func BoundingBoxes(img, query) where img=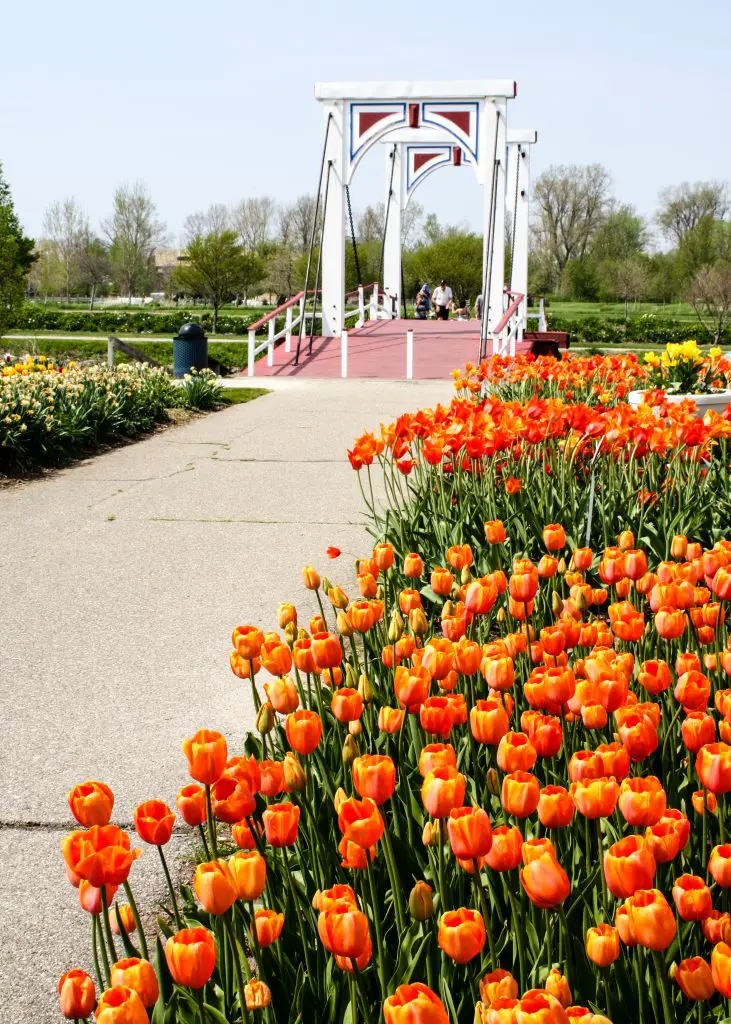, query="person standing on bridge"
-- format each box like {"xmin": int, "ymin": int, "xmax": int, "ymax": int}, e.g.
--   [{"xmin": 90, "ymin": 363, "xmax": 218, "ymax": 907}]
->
[
  {"xmin": 415, "ymin": 284, "xmax": 431, "ymax": 320},
  {"xmin": 432, "ymin": 280, "xmax": 453, "ymax": 320}
]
